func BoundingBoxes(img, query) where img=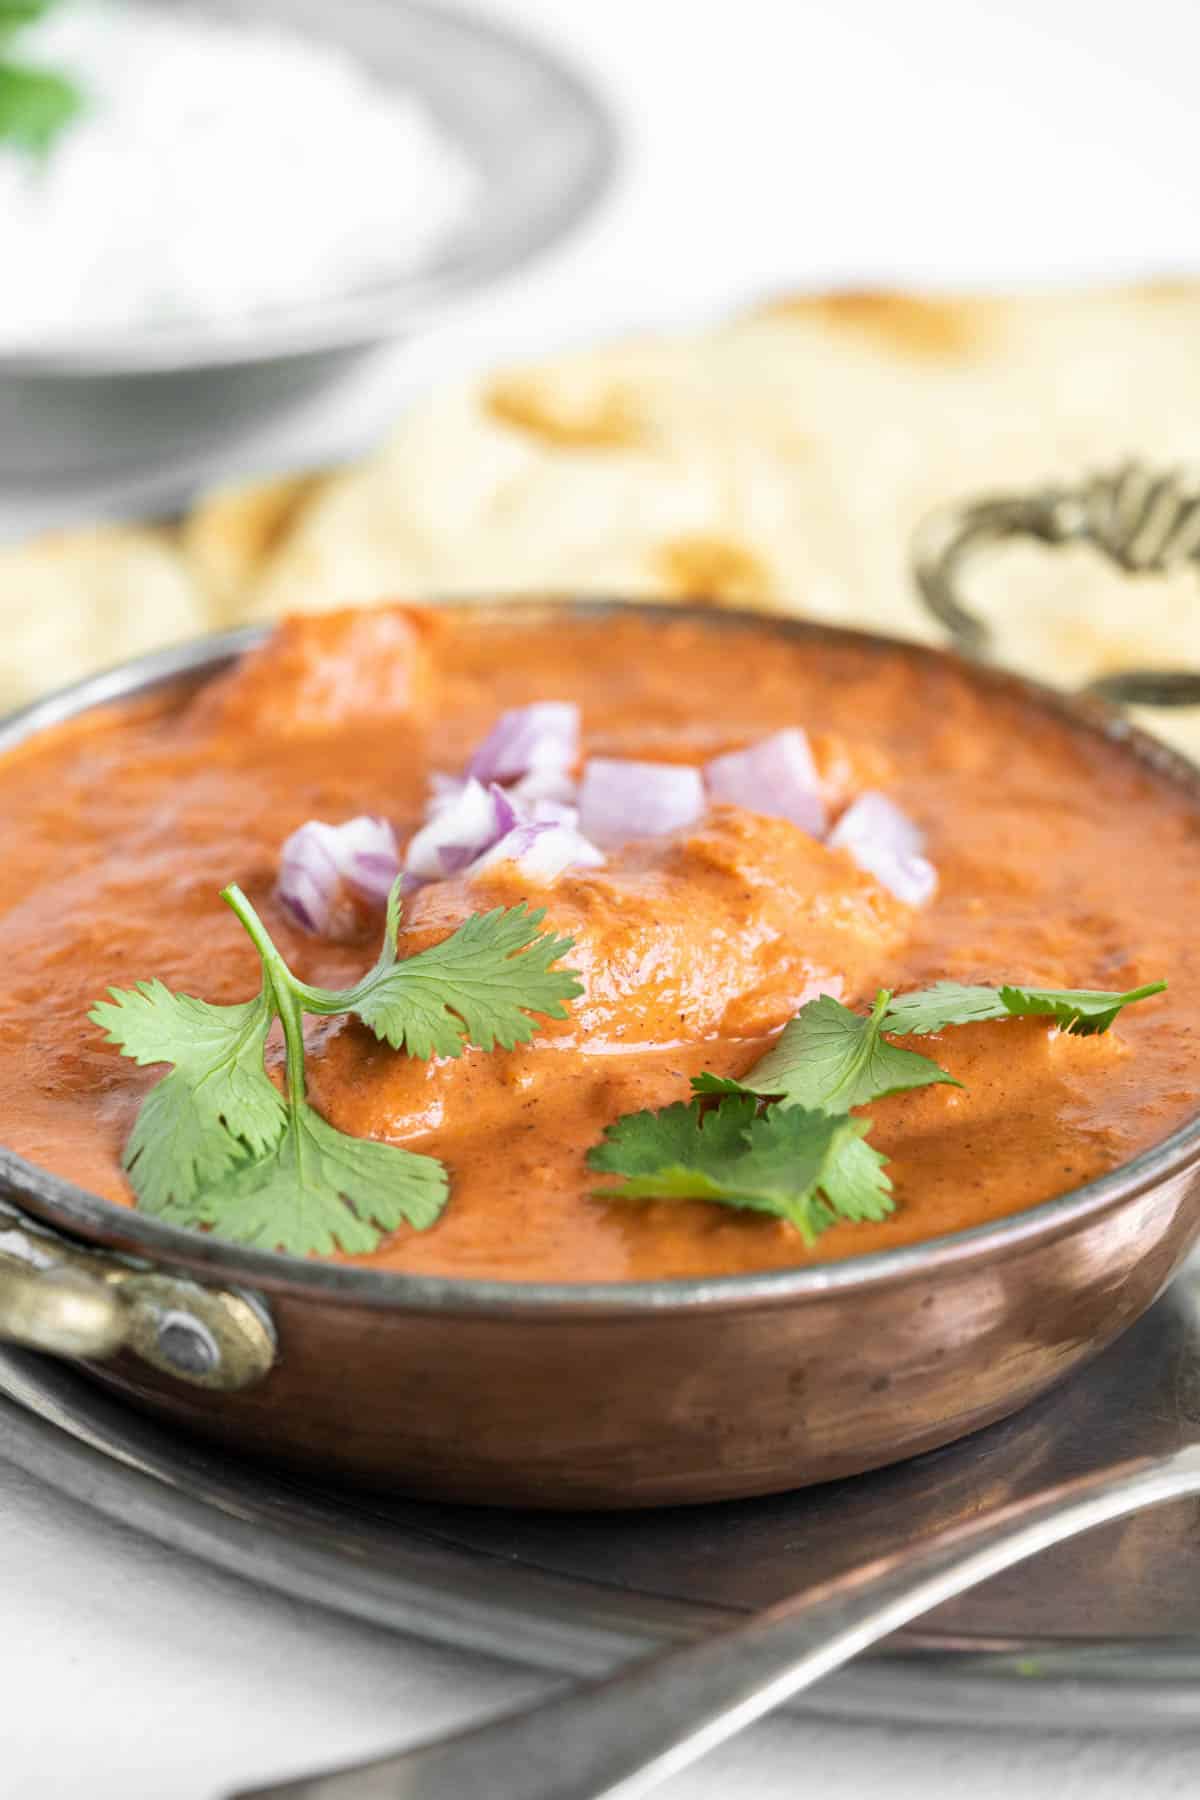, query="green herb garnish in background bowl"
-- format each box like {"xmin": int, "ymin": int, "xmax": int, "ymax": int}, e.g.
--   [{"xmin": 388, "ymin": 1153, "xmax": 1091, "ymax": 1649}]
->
[{"xmin": 0, "ymin": 0, "xmax": 83, "ymax": 154}]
